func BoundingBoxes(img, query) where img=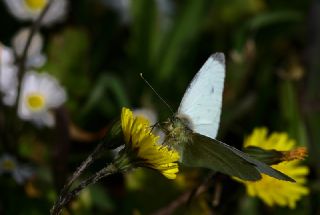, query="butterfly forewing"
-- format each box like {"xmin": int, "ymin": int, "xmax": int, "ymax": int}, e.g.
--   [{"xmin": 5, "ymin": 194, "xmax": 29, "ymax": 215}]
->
[{"xmin": 178, "ymin": 53, "xmax": 225, "ymax": 139}]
